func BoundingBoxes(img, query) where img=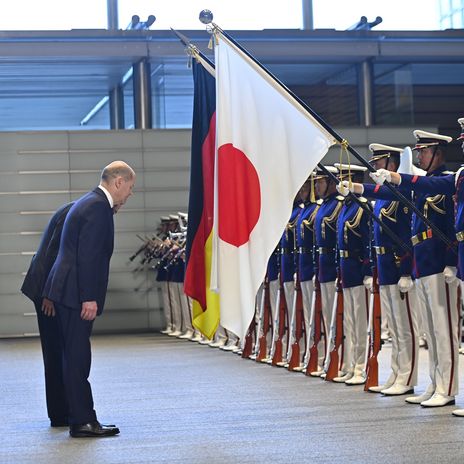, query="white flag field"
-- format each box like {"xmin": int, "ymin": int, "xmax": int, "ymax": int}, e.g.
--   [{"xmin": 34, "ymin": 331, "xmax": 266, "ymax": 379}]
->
[{"xmin": 212, "ymin": 31, "xmax": 335, "ymax": 340}]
